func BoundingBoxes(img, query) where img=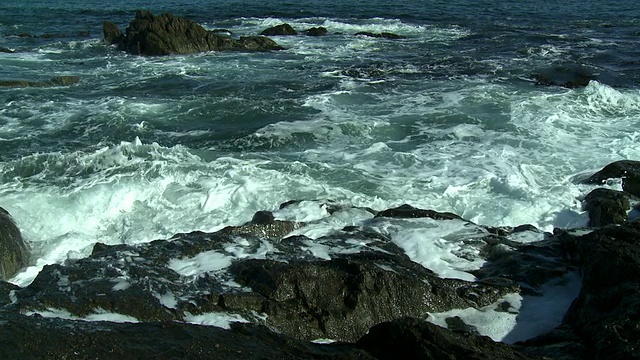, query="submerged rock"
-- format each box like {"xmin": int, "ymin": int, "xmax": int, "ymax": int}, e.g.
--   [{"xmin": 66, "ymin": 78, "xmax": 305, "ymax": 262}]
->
[
  {"xmin": 582, "ymin": 160, "xmax": 640, "ymax": 197},
  {"xmin": 106, "ymin": 10, "xmax": 284, "ymax": 56},
  {"xmin": 354, "ymin": 32, "xmax": 406, "ymax": 39},
  {"xmin": 532, "ymin": 64, "xmax": 595, "ymax": 88},
  {"xmin": 582, "ymin": 188, "xmax": 630, "ymax": 226},
  {"xmin": 0, "ymin": 47, "xmax": 15, "ymax": 53},
  {"xmin": 0, "ymin": 207, "xmax": 29, "ymax": 281},
  {"xmin": 260, "ymin": 23, "xmax": 298, "ymax": 36},
  {"xmin": 0, "ymin": 76, "xmax": 80, "ymax": 88}
]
